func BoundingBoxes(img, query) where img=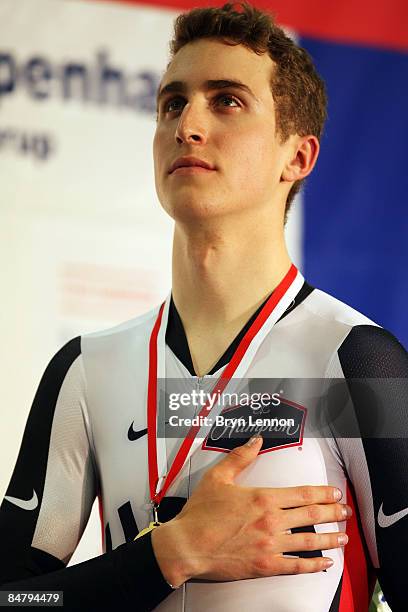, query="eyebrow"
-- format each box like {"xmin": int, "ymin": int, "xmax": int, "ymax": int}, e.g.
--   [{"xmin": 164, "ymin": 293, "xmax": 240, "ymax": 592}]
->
[{"xmin": 156, "ymin": 79, "xmax": 258, "ymax": 109}]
